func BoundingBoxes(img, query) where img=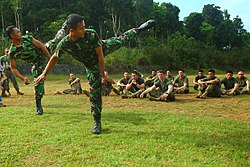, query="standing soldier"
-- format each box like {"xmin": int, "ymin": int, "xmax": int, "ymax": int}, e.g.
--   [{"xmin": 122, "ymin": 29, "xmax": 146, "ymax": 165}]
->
[
  {"xmin": 0, "ymin": 65, "xmax": 7, "ymax": 107},
  {"xmin": 5, "ymin": 25, "xmax": 51, "ymax": 115},
  {"xmin": 35, "ymin": 14, "xmax": 156, "ymax": 134},
  {"xmin": 0, "ymin": 48, "xmax": 24, "ymax": 97}
]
